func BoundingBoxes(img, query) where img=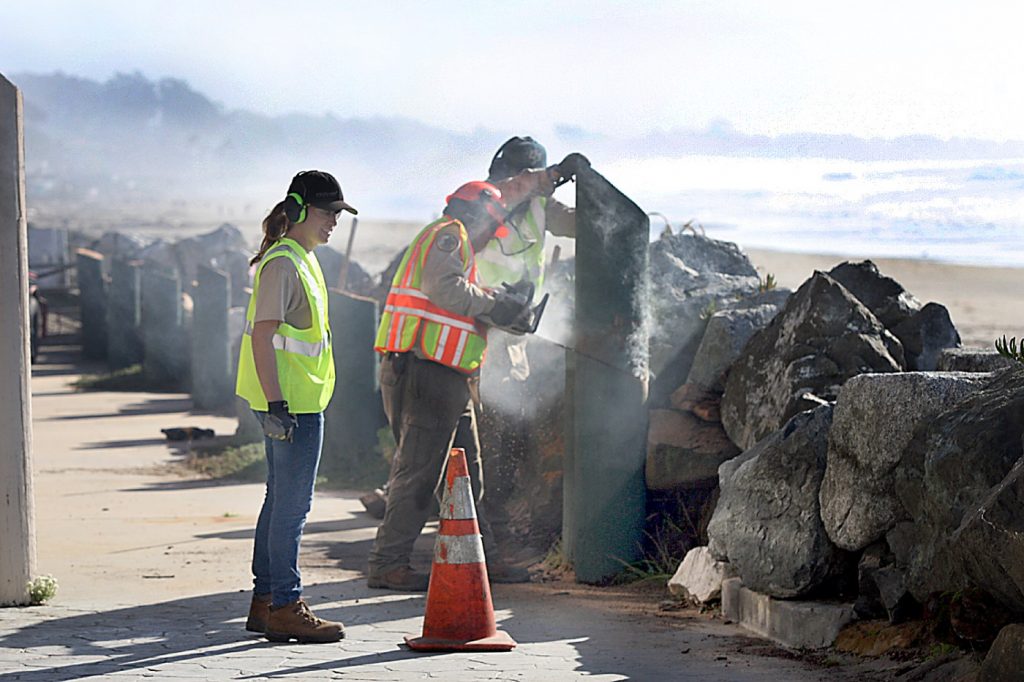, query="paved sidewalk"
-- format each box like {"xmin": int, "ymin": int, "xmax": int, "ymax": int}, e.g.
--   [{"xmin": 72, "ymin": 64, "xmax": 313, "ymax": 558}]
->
[{"xmin": 0, "ymin": 350, "xmax": 842, "ymax": 681}]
